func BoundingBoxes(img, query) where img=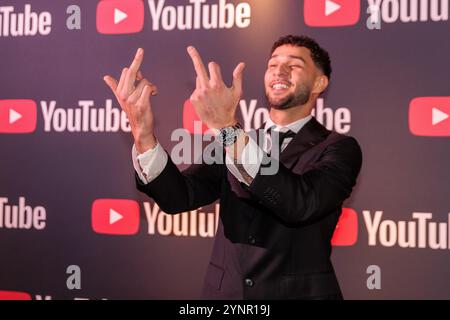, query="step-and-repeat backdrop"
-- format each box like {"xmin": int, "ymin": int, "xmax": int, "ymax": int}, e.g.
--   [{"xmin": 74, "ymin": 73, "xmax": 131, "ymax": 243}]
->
[{"xmin": 1, "ymin": 0, "xmax": 450, "ymax": 299}]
